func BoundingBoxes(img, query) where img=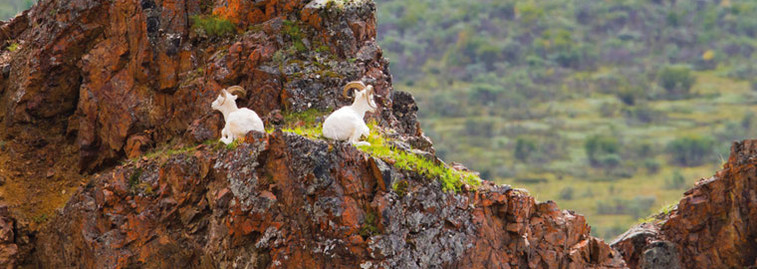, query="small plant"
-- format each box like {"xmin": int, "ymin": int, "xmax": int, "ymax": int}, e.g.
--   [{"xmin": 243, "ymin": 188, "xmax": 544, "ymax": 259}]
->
[
  {"xmin": 392, "ymin": 180, "xmax": 409, "ymax": 197},
  {"xmin": 225, "ymin": 139, "xmax": 241, "ymax": 150},
  {"xmin": 358, "ymin": 211, "xmax": 380, "ymax": 238},
  {"xmin": 283, "ymin": 20, "xmax": 307, "ymax": 52},
  {"xmin": 32, "ymin": 213, "xmax": 49, "ymax": 224},
  {"xmin": 315, "ymin": 45, "xmax": 331, "ymax": 53},
  {"xmin": 638, "ymin": 202, "xmax": 678, "ymax": 223},
  {"xmin": 7, "ymin": 42, "xmax": 19, "ymax": 52},
  {"xmin": 190, "ymin": 15, "xmax": 235, "ymax": 38},
  {"xmin": 128, "ymin": 168, "xmax": 143, "ymax": 191}
]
